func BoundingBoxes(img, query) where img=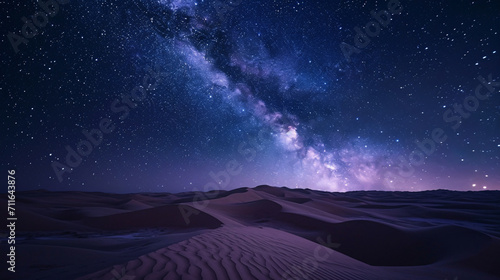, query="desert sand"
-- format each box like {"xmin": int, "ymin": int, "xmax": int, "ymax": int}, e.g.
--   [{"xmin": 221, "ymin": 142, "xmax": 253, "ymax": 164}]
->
[{"xmin": 1, "ymin": 186, "xmax": 499, "ymax": 280}]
